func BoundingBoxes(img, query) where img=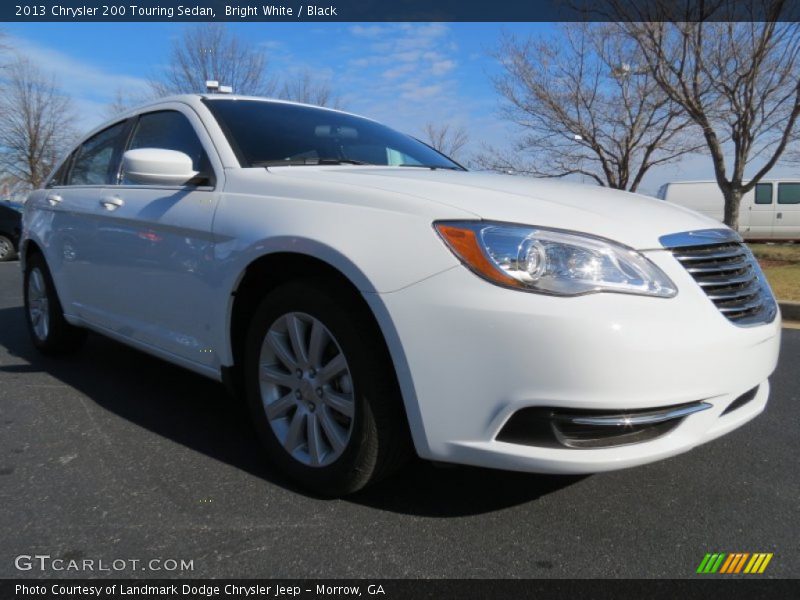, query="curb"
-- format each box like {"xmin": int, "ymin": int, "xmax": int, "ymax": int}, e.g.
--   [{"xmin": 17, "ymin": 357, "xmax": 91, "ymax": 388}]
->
[{"xmin": 779, "ymin": 301, "xmax": 800, "ymax": 322}]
